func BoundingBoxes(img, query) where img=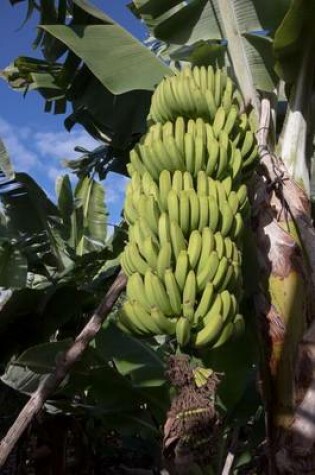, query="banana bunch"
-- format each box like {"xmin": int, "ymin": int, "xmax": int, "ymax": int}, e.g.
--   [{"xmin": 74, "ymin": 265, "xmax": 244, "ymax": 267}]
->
[{"xmin": 119, "ymin": 66, "xmax": 257, "ymax": 350}]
